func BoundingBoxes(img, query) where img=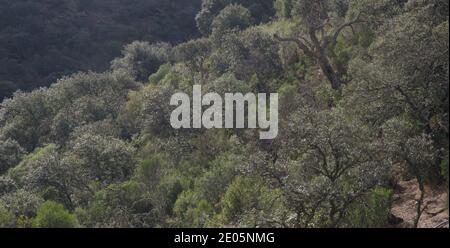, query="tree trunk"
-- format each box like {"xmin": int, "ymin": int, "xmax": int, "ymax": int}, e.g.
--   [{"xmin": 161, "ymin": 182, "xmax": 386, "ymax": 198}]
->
[
  {"xmin": 318, "ymin": 52, "xmax": 341, "ymax": 91},
  {"xmin": 414, "ymin": 179, "xmax": 426, "ymax": 228}
]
